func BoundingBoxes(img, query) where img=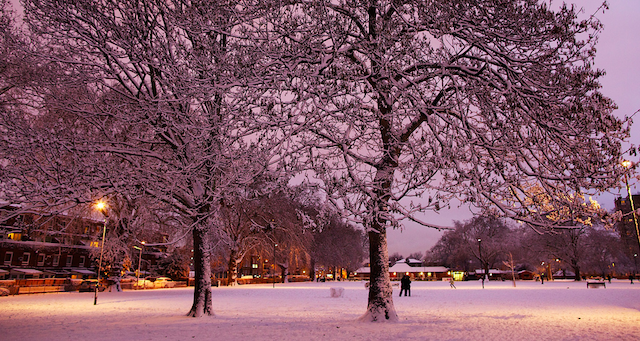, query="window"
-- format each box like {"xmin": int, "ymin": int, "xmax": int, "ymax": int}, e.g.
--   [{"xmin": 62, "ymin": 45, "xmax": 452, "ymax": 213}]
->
[
  {"xmin": 52, "ymin": 254, "xmax": 59, "ymax": 266},
  {"xmin": 79, "ymin": 256, "xmax": 86, "ymax": 267},
  {"xmin": 37, "ymin": 254, "xmax": 45, "ymax": 266},
  {"xmin": 8, "ymin": 232, "xmax": 22, "ymax": 241},
  {"xmin": 22, "ymin": 252, "xmax": 31, "ymax": 266},
  {"xmin": 3, "ymin": 252, "xmax": 13, "ymax": 266},
  {"xmin": 65, "ymin": 255, "xmax": 73, "ymax": 267}
]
